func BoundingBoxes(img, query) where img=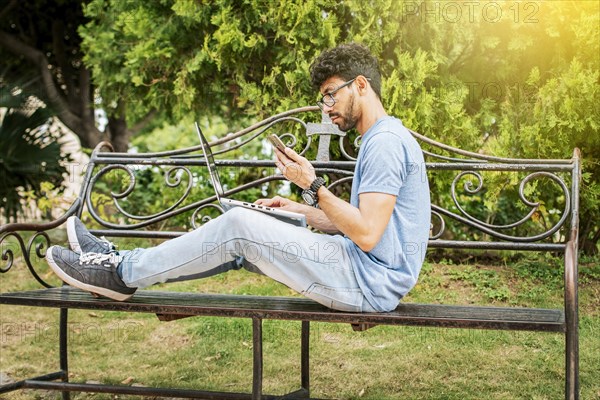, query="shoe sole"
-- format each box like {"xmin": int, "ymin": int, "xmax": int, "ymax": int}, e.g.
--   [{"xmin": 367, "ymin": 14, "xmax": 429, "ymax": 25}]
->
[
  {"xmin": 46, "ymin": 246, "xmax": 133, "ymax": 302},
  {"xmin": 66, "ymin": 216, "xmax": 82, "ymax": 253}
]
